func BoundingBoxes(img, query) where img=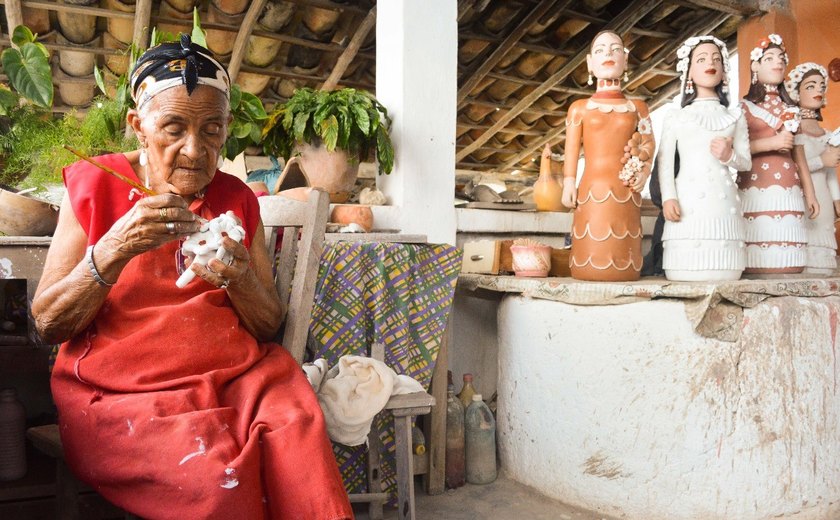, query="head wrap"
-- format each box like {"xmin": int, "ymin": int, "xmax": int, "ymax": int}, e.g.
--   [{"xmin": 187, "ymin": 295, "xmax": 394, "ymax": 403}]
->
[
  {"xmin": 130, "ymin": 34, "xmax": 230, "ymax": 110},
  {"xmin": 675, "ymin": 35, "xmax": 730, "ymax": 94},
  {"xmin": 785, "ymin": 62, "xmax": 828, "ymax": 104},
  {"xmin": 749, "ymin": 33, "xmax": 788, "ymax": 64}
]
